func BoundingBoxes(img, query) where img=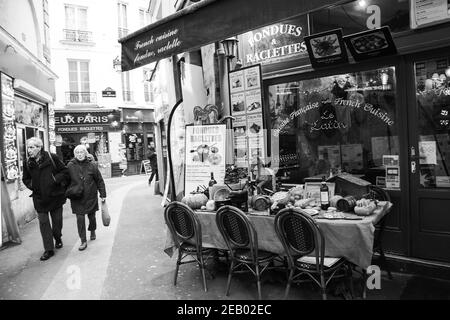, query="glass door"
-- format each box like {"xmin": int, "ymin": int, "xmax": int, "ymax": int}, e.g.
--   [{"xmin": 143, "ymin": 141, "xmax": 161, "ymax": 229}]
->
[{"xmin": 408, "ymin": 52, "xmax": 450, "ymax": 262}]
